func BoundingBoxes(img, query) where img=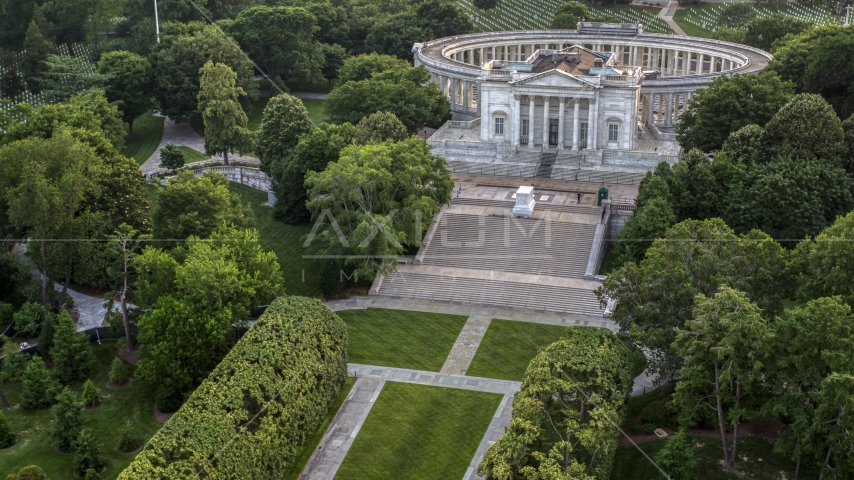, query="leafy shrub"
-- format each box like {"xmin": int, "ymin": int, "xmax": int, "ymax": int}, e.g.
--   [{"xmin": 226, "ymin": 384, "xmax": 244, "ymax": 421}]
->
[
  {"xmin": 119, "ymin": 296, "xmax": 348, "ymax": 479},
  {"xmin": 118, "ymin": 419, "xmax": 141, "ymax": 452},
  {"xmin": 0, "ymin": 302, "xmax": 13, "ymax": 327},
  {"xmin": 85, "ymin": 469, "xmax": 103, "ymax": 480},
  {"xmin": 0, "ymin": 411, "xmax": 15, "ymax": 448},
  {"xmin": 159, "ymin": 142, "xmax": 185, "ymax": 170},
  {"xmin": 21, "ymin": 356, "xmax": 59, "ymax": 410},
  {"xmin": 6, "ymin": 465, "xmax": 49, "ymax": 480},
  {"xmin": 81, "ymin": 379, "xmax": 100, "ymax": 407},
  {"xmin": 13, "ymin": 302, "xmax": 52, "ymax": 338},
  {"xmin": 74, "ymin": 428, "xmax": 106, "ymax": 476},
  {"xmin": 109, "ymin": 357, "xmax": 131, "ymax": 384}
]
